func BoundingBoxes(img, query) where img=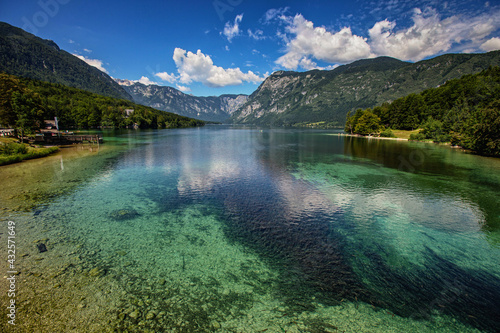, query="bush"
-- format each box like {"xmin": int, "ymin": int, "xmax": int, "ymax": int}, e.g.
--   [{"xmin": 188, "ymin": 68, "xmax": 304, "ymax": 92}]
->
[
  {"xmin": 0, "ymin": 142, "xmax": 28, "ymax": 155},
  {"xmin": 421, "ymin": 117, "xmax": 450, "ymax": 143},
  {"xmin": 409, "ymin": 132, "xmax": 427, "ymax": 141},
  {"xmin": 380, "ymin": 128, "xmax": 396, "ymax": 138},
  {"xmin": 0, "ymin": 155, "xmax": 23, "ymax": 166},
  {"xmin": 0, "ymin": 144, "xmax": 58, "ymax": 165}
]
